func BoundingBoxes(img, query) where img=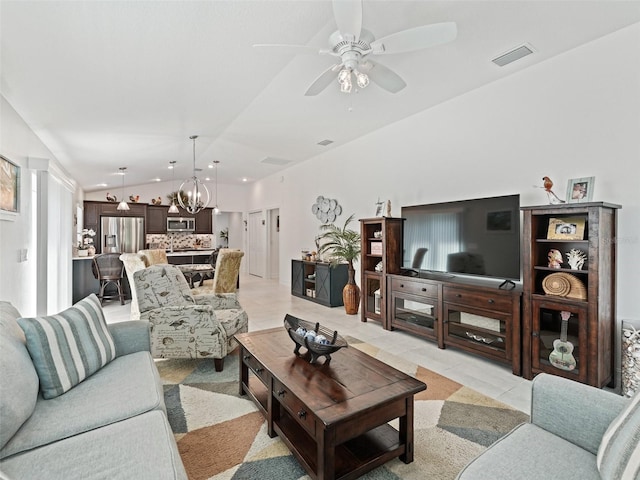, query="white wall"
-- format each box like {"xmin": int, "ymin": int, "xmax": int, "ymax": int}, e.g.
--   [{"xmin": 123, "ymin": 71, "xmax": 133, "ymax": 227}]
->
[
  {"xmin": 0, "ymin": 97, "xmax": 76, "ymax": 315},
  {"xmin": 247, "ymin": 24, "xmax": 640, "ymax": 325}
]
